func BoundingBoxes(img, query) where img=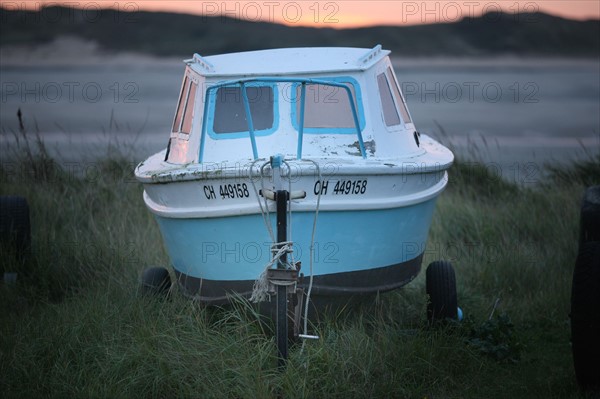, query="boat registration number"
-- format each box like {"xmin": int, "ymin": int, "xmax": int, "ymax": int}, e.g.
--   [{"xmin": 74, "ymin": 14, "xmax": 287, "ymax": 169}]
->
[
  {"xmin": 314, "ymin": 179, "xmax": 368, "ymax": 196},
  {"xmin": 202, "ymin": 179, "xmax": 369, "ymax": 201},
  {"xmin": 203, "ymin": 184, "xmax": 250, "ymax": 200}
]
